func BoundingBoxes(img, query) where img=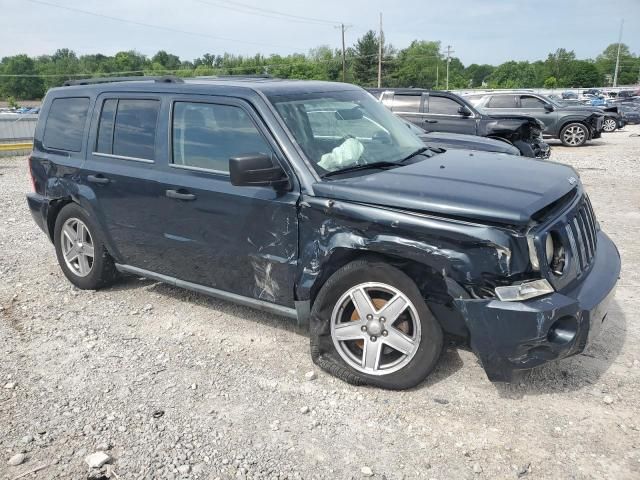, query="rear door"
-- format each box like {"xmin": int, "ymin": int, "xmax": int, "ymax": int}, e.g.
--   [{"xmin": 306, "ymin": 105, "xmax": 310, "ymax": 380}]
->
[
  {"xmin": 82, "ymin": 94, "xmax": 167, "ymax": 269},
  {"xmin": 479, "ymin": 94, "xmax": 519, "ymax": 116},
  {"xmin": 423, "ymin": 94, "xmax": 476, "ymax": 134},
  {"xmin": 154, "ymin": 96, "xmax": 299, "ymax": 307},
  {"xmin": 384, "ymin": 93, "xmax": 425, "ymax": 127}
]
